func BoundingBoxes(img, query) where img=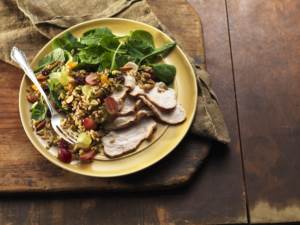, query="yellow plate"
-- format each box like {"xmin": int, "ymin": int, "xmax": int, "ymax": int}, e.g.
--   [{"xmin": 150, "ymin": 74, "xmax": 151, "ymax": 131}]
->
[{"xmin": 19, "ymin": 18, "xmax": 197, "ymax": 177}]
